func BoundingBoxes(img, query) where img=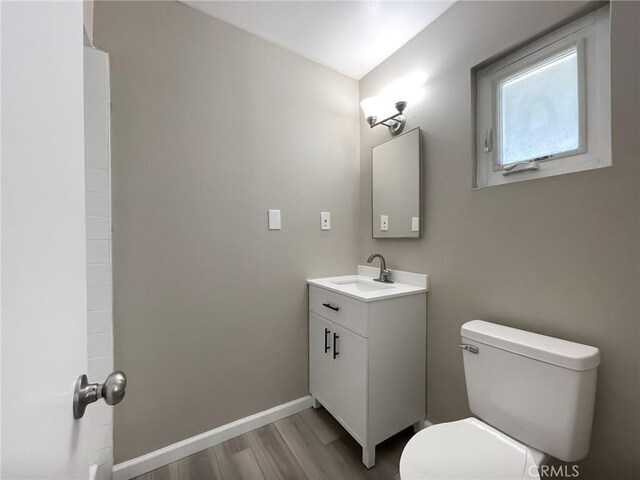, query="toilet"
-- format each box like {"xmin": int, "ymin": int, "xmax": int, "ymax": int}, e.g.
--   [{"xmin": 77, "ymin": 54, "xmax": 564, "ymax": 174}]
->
[{"xmin": 400, "ymin": 320, "xmax": 600, "ymax": 480}]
